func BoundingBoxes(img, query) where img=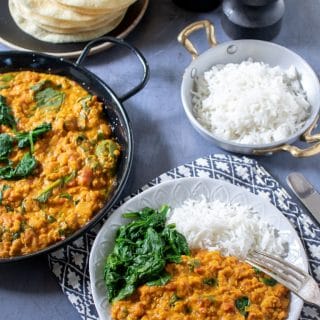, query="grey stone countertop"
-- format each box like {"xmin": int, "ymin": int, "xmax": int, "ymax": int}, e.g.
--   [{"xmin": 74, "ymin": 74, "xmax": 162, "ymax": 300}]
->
[{"xmin": 0, "ymin": 0, "xmax": 319, "ymax": 319}]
